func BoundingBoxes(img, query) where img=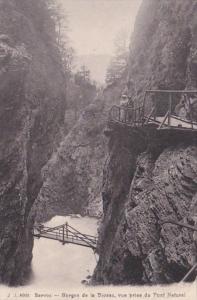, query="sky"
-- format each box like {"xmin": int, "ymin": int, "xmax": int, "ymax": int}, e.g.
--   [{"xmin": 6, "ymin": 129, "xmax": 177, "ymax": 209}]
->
[{"xmin": 57, "ymin": 0, "xmax": 142, "ymax": 56}]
